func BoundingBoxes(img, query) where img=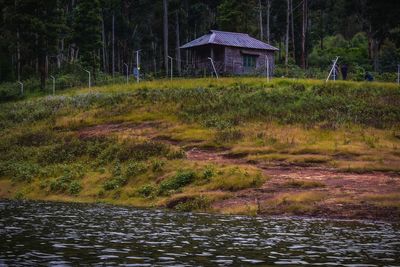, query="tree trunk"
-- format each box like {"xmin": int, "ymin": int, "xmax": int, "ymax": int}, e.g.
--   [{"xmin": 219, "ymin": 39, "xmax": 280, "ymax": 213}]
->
[
  {"xmin": 16, "ymin": 30, "xmax": 21, "ymax": 81},
  {"xmin": 266, "ymin": 0, "xmax": 271, "ymax": 43},
  {"xmin": 38, "ymin": 42, "xmax": 46, "ymax": 90},
  {"xmin": 112, "ymin": 12, "xmax": 115, "ymax": 77},
  {"xmin": 301, "ymin": 0, "xmax": 308, "ymax": 69},
  {"xmin": 175, "ymin": 11, "xmax": 181, "ymax": 76},
  {"xmin": 163, "ymin": 0, "xmax": 169, "ymax": 76},
  {"xmin": 102, "ymin": 14, "xmax": 107, "ymax": 73},
  {"xmin": 290, "ymin": 0, "xmax": 295, "ymax": 60},
  {"xmin": 259, "ymin": 0, "xmax": 263, "ymax": 40},
  {"xmin": 320, "ymin": 10, "xmax": 324, "ymax": 50},
  {"xmin": 285, "ymin": 0, "xmax": 289, "ymax": 66}
]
